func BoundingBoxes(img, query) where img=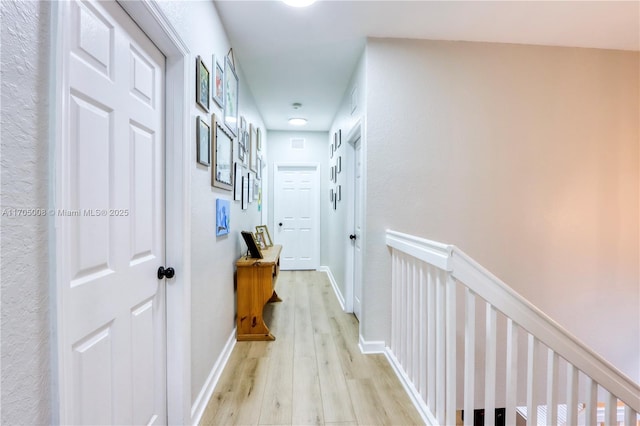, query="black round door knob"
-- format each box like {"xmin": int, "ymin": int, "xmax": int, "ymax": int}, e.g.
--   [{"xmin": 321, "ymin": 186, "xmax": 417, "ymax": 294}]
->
[
  {"xmin": 349, "ymin": 234, "xmax": 356, "ymax": 240},
  {"xmin": 279, "ymin": 222, "xmax": 283, "ymax": 226},
  {"xmin": 157, "ymin": 266, "xmax": 175, "ymax": 279}
]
